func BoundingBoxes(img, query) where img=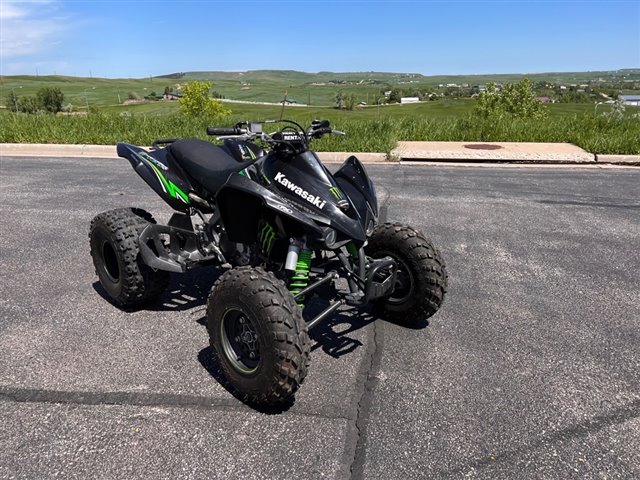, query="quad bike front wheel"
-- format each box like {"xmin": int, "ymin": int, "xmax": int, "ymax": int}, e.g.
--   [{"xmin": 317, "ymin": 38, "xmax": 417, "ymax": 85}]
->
[
  {"xmin": 89, "ymin": 208, "xmax": 170, "ymax": 307},
  {"xmin": 366, "ymin": 223, "xmax": 448, "ymax": 325},
  {"xmin": 207, "ymin": 267, "xmax": 310, "ymax": 406}
]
